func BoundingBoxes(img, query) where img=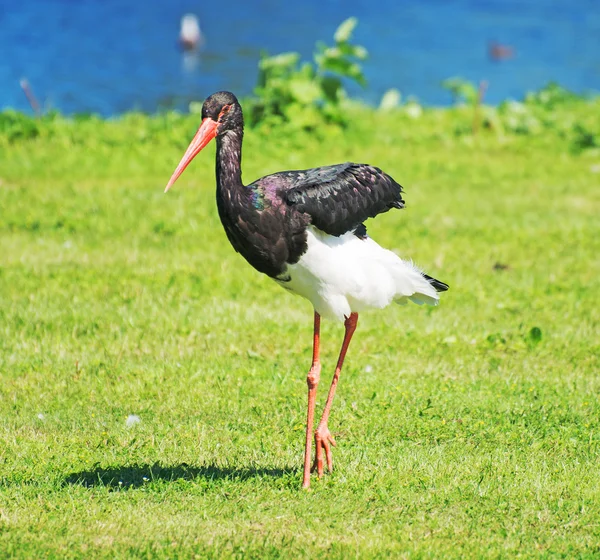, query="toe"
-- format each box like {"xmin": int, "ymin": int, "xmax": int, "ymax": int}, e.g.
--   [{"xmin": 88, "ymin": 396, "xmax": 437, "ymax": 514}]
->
[
  {"xmin": 311, "ymin": 436, "xmax": 323, "ymax": 475},
  {"xmin": 312, "ymin": 427, "xmax": 336, "ymax": 476},
  {"xmin": 324, "ymin": 440, "xmax": 333, "ymax": 472}
]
